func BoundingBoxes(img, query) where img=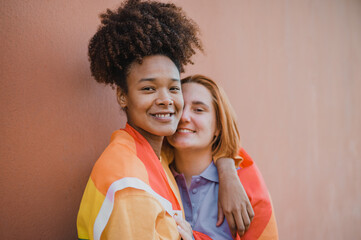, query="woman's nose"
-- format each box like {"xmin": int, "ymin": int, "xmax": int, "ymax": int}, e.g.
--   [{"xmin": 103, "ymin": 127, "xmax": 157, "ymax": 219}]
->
[
  {"xmin": 180, "ymin": 108, "xmax": 191, "ymax": 123},
  {"xmin": 155, "ymin": 91, "xmax": 173, "ymax": 106}
]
